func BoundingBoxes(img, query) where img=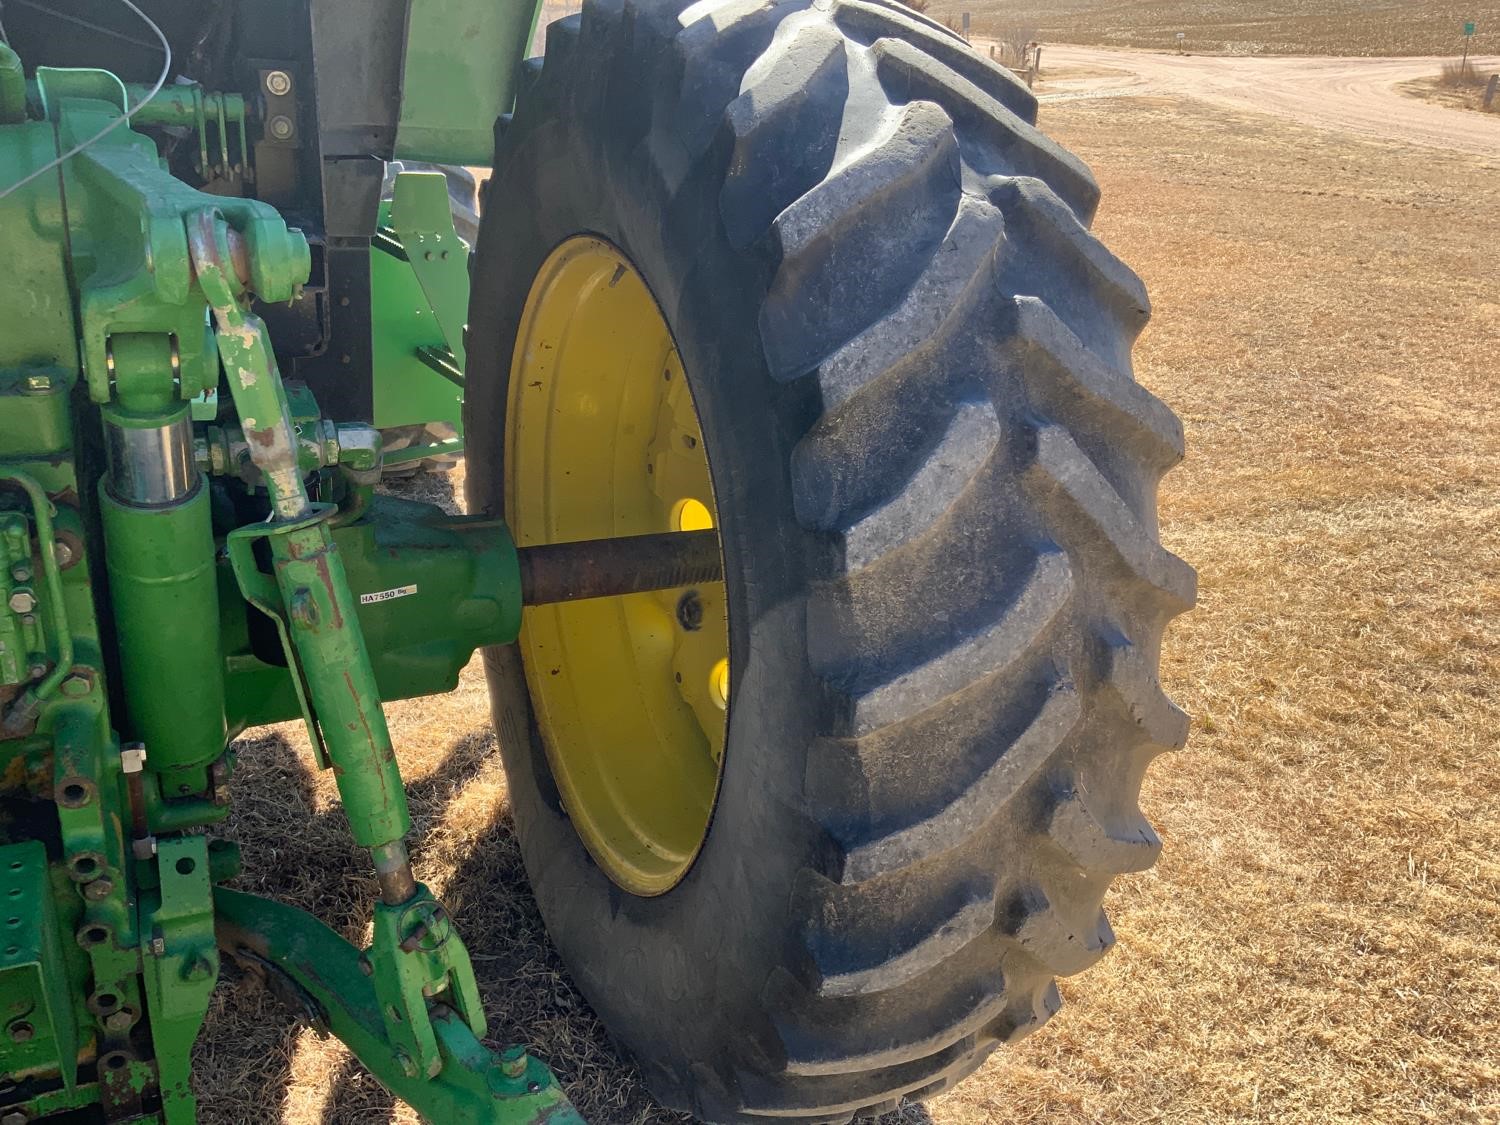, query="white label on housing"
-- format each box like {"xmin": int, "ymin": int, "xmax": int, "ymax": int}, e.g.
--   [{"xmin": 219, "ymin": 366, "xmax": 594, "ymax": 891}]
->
[{"xmin": 359, "ymin": 584, "xmax": 419, "ymax": 605}]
